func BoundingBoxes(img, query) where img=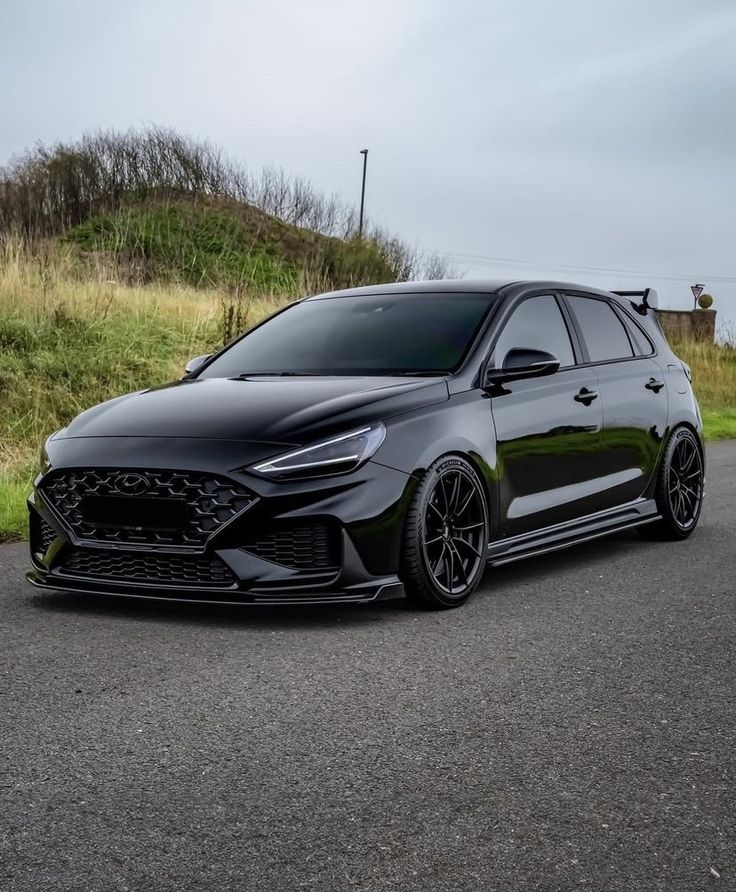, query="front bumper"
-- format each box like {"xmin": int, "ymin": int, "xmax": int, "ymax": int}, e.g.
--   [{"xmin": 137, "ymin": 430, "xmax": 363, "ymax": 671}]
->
[{"xmin": 27, "ymin": 436, "xmax": 415, "ymax": 606}]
